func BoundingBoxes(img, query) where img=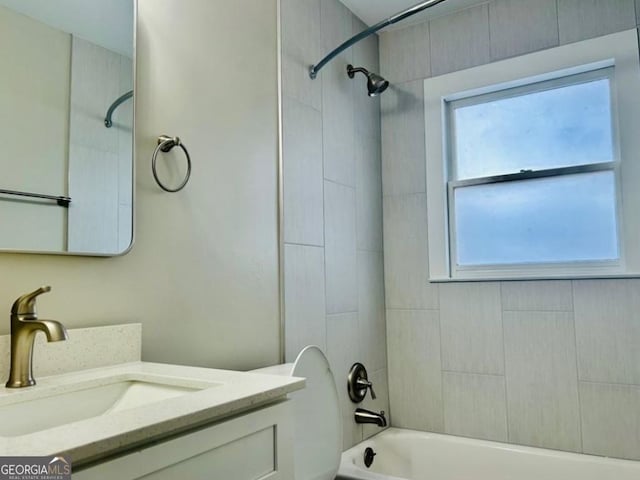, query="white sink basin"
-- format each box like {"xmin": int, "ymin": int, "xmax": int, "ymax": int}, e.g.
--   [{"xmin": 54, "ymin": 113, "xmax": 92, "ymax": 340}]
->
[
  {"xmin": 0, "ymin": 362, "xmax": 304, "ymax": 465},
  {"xmin": 0, "ymin": 375, "xmax": 217, "ymax": 437}
]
